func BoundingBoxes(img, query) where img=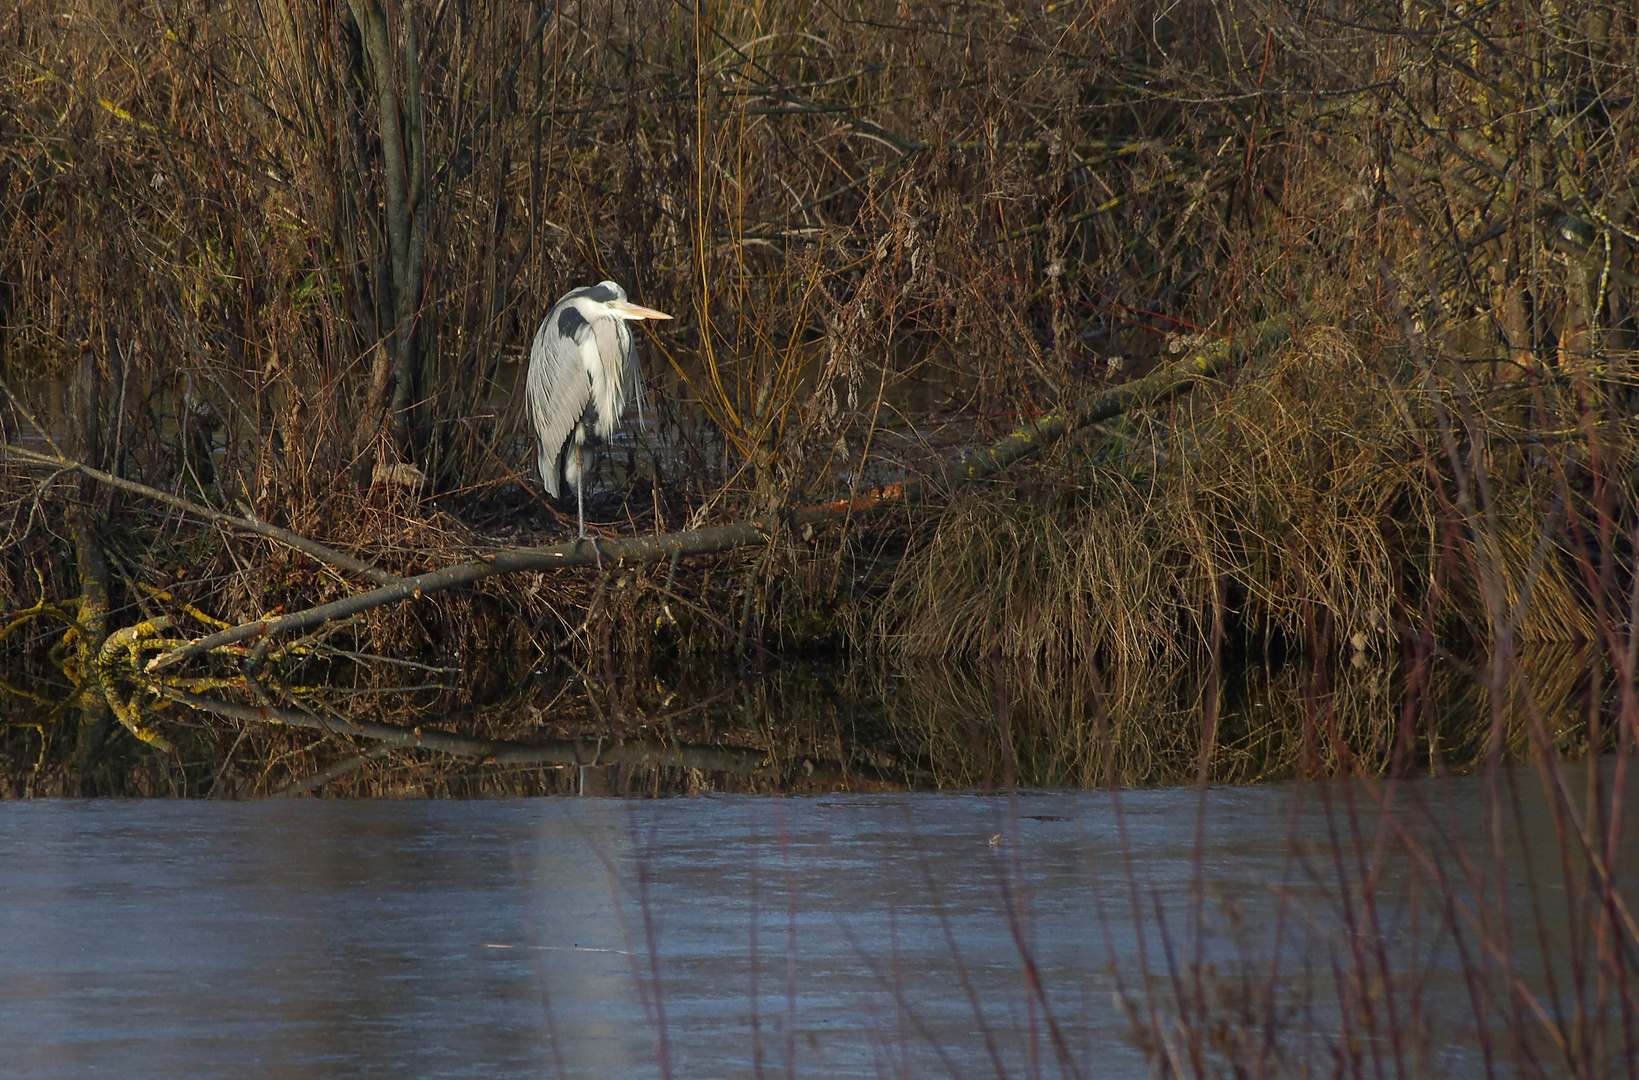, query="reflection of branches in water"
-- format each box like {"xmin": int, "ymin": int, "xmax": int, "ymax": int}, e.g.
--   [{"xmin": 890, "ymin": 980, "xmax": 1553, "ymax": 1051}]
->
[
  {"xmin": 270, "ymin": 745, "xmax": 396, "ymax": 798},
  {"xmin": 182, "ymin": 637, "xmax": 1600, "ymax": 796},
  {"xmin": 165, "ymin": 687, "xmax": 773, "ymax": 775},
  {"xmin": 875, "ymin": 642, "xmax": 1605, "ymax": 789}
]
